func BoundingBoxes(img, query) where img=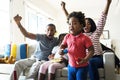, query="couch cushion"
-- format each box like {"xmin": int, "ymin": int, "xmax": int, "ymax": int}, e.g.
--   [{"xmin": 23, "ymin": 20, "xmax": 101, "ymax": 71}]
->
[
  {"xmin": 61, "ymin": 67, "xmax": 68, "ymax": 77},
  {"xmin": 11, "ymin": 43, "xmax": 17, "ymax": 58},
  {"xmin": 98, "ymin": 68, "xmax": 104, "ymax": 78},
  {"xmin": 4, "ymin": 44, "xmax": 11, "ymax": 57},
  {"xmin": 56, "ymin": 67, "xmax": 104, "ymax": 78},
  {"xmin": 0, "ymin": 64, "xmax": 14, "ymax": 74},
  {"xmin": 3, "ymin": 43, "xmax": 28, "ymax": 61},
  {"xmin": 11, "ymin": 43, "xmax": 28, "ymax": 60},
  {"xmin": 27, "ymin": 43, "xmax": 36, "ymax": 58},
  {"xmin": 16, "ymin": 44, "xmax": 28, "ymax": 60},
  {"xmin": 55, "ymin": 67, "xmax": 68, "ymax": 77},
  {"xmin": 0, "ymin": 74, "xmax": 10, "ymax": 80}
]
